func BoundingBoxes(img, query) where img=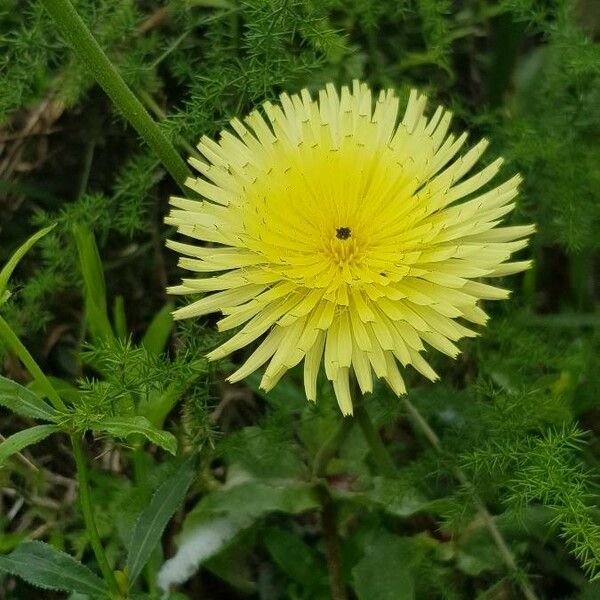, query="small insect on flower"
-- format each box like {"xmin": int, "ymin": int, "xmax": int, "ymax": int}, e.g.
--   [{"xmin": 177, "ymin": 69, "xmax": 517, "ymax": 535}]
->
[{"xmin": 165, "ymin": 81, "xmax": 533, "ymax": 415}]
